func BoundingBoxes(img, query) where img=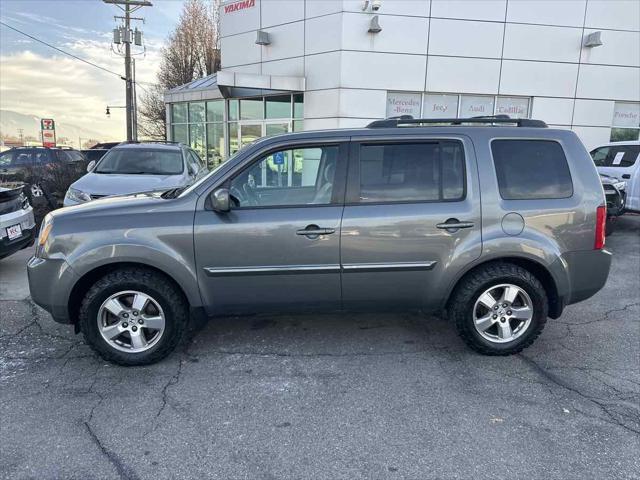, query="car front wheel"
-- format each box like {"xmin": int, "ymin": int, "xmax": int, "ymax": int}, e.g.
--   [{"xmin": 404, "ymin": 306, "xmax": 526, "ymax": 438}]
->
[
  {"xmin": 450, "ymin": 263, "xmax": 548, "ymax": 355},
  {"xmin": 78, "ymin": 268, "xmax": 188, "ymax": 366}
]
